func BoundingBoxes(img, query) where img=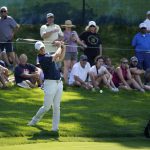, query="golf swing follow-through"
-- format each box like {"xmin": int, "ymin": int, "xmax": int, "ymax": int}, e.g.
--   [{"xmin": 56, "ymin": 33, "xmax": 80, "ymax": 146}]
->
[{"xmin": 27, "ymin": 40, "xmax": 66, "ymax": 132}]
